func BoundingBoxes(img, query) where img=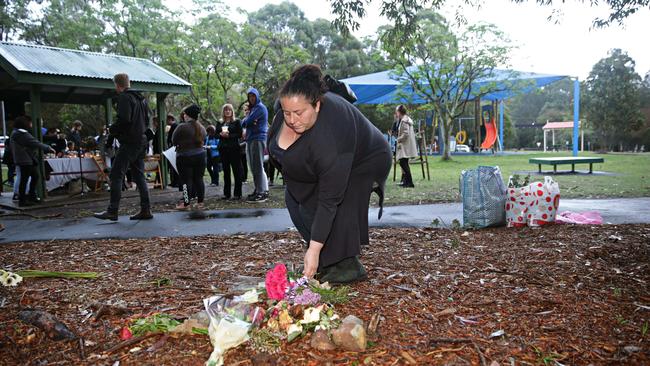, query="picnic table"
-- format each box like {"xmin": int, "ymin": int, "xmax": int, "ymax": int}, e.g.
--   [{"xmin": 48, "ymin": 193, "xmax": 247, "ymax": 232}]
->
[{"xmin": 529, "ymin": 157, "xmax": 604, "ymax": 174}]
